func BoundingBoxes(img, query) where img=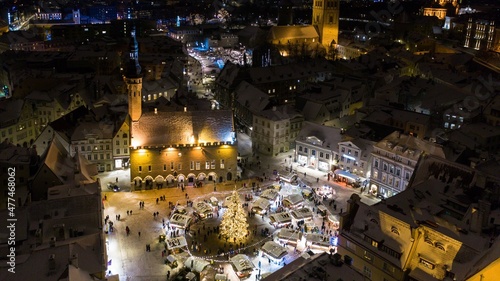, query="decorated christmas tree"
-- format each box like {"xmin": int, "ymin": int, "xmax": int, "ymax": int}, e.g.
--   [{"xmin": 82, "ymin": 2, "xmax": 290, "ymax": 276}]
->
[{"xmin": 220, "ymin": 190, "xmax": 248, "ymax": 242}]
